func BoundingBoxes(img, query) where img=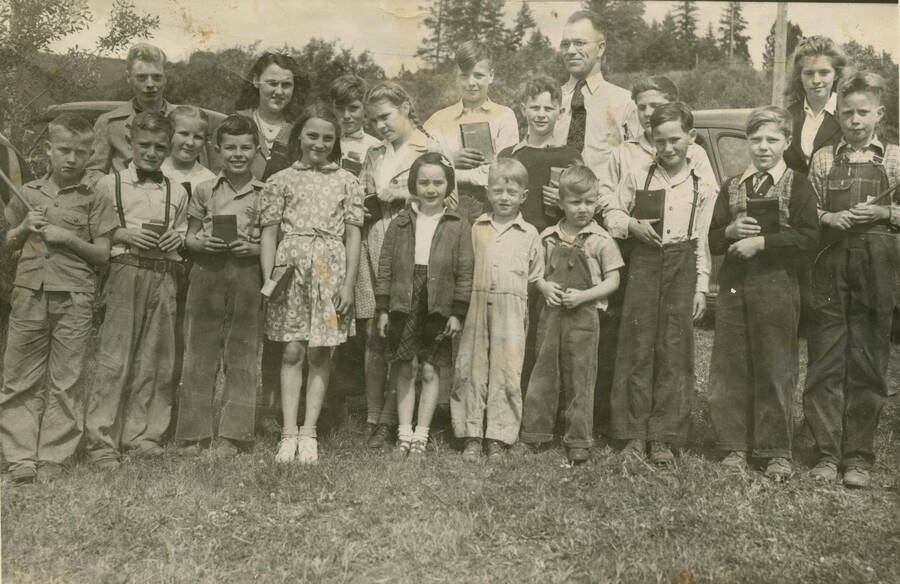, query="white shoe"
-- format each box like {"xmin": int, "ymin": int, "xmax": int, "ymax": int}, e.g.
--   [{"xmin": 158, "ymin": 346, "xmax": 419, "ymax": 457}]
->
[
  {"xmin": 275, "ymin": 433, "xmax": 298, "ymax": 463},
  {"xmin": 297, "ymin": 436, "xmax": 318, "ymax": 464}
]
